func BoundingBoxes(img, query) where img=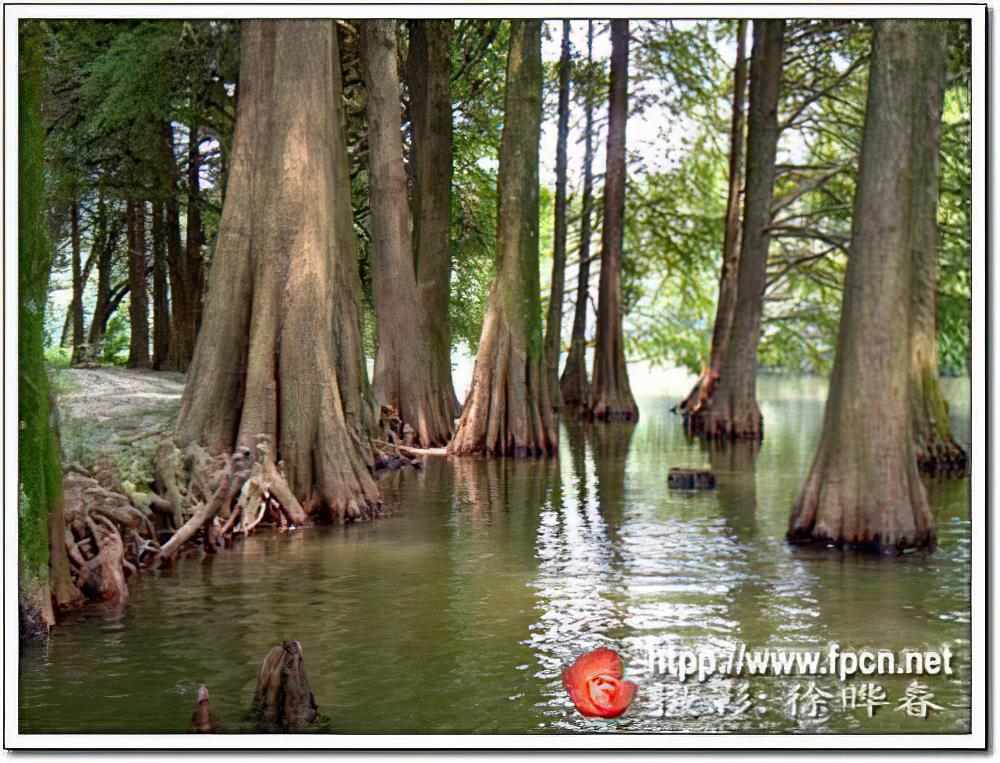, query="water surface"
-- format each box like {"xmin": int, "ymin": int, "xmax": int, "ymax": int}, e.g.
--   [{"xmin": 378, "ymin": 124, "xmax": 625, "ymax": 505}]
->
[{"xmin": 19, "ymin": 375, "xmax": 972, "ymax": 734}]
